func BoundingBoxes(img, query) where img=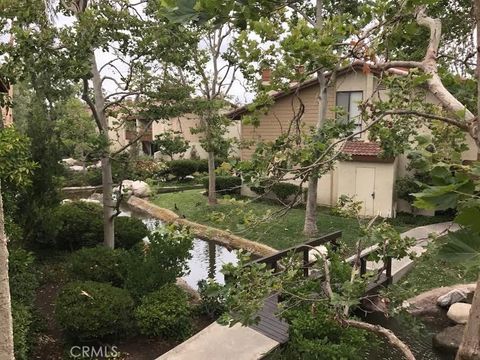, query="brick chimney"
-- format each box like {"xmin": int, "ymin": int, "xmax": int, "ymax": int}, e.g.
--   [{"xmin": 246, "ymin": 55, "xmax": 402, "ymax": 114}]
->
[{"xmin": 261, "ymin": 68, "xmax": 271, "ymax": 86}]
